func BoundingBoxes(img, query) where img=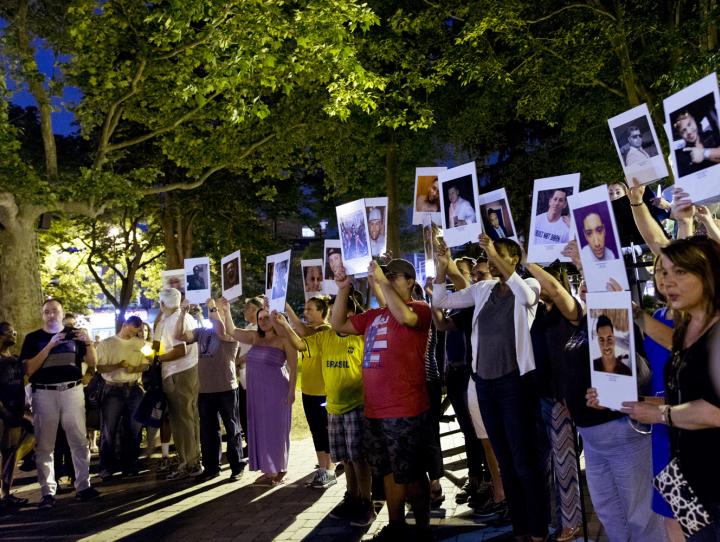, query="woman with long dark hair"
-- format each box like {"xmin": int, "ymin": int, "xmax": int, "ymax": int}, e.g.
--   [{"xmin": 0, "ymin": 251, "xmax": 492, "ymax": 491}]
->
[{"xmin": 624, "ymin": 237, "xmax": 720, "ymax": 541}]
